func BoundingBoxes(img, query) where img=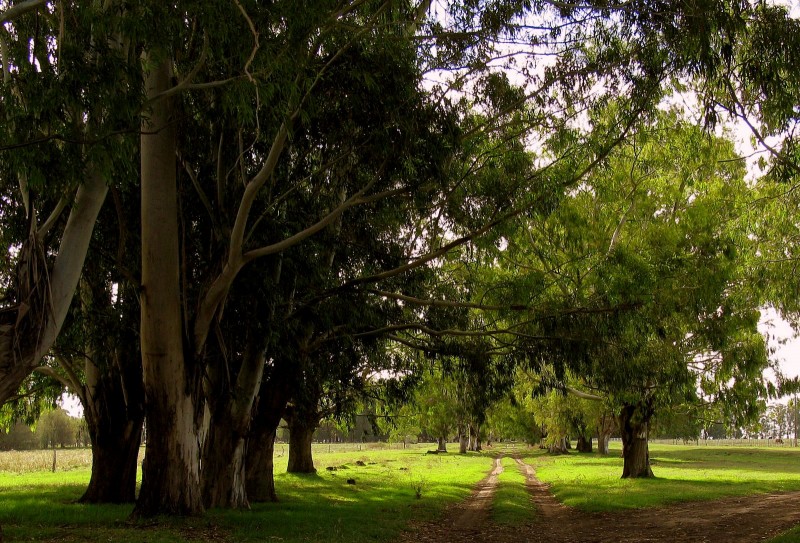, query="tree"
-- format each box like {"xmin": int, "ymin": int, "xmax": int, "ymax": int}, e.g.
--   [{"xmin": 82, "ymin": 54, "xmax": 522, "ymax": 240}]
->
[
  {"xmin": 0, "ymin": 0, "xmax": 132, "ymax": 408},
  {"xmin": 36, "ymin": 408, "xmax": 74, "ymax": 449},
  {"xmin": 481, "ymin": 111, "xmax": 770, "ymax": 476}
]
